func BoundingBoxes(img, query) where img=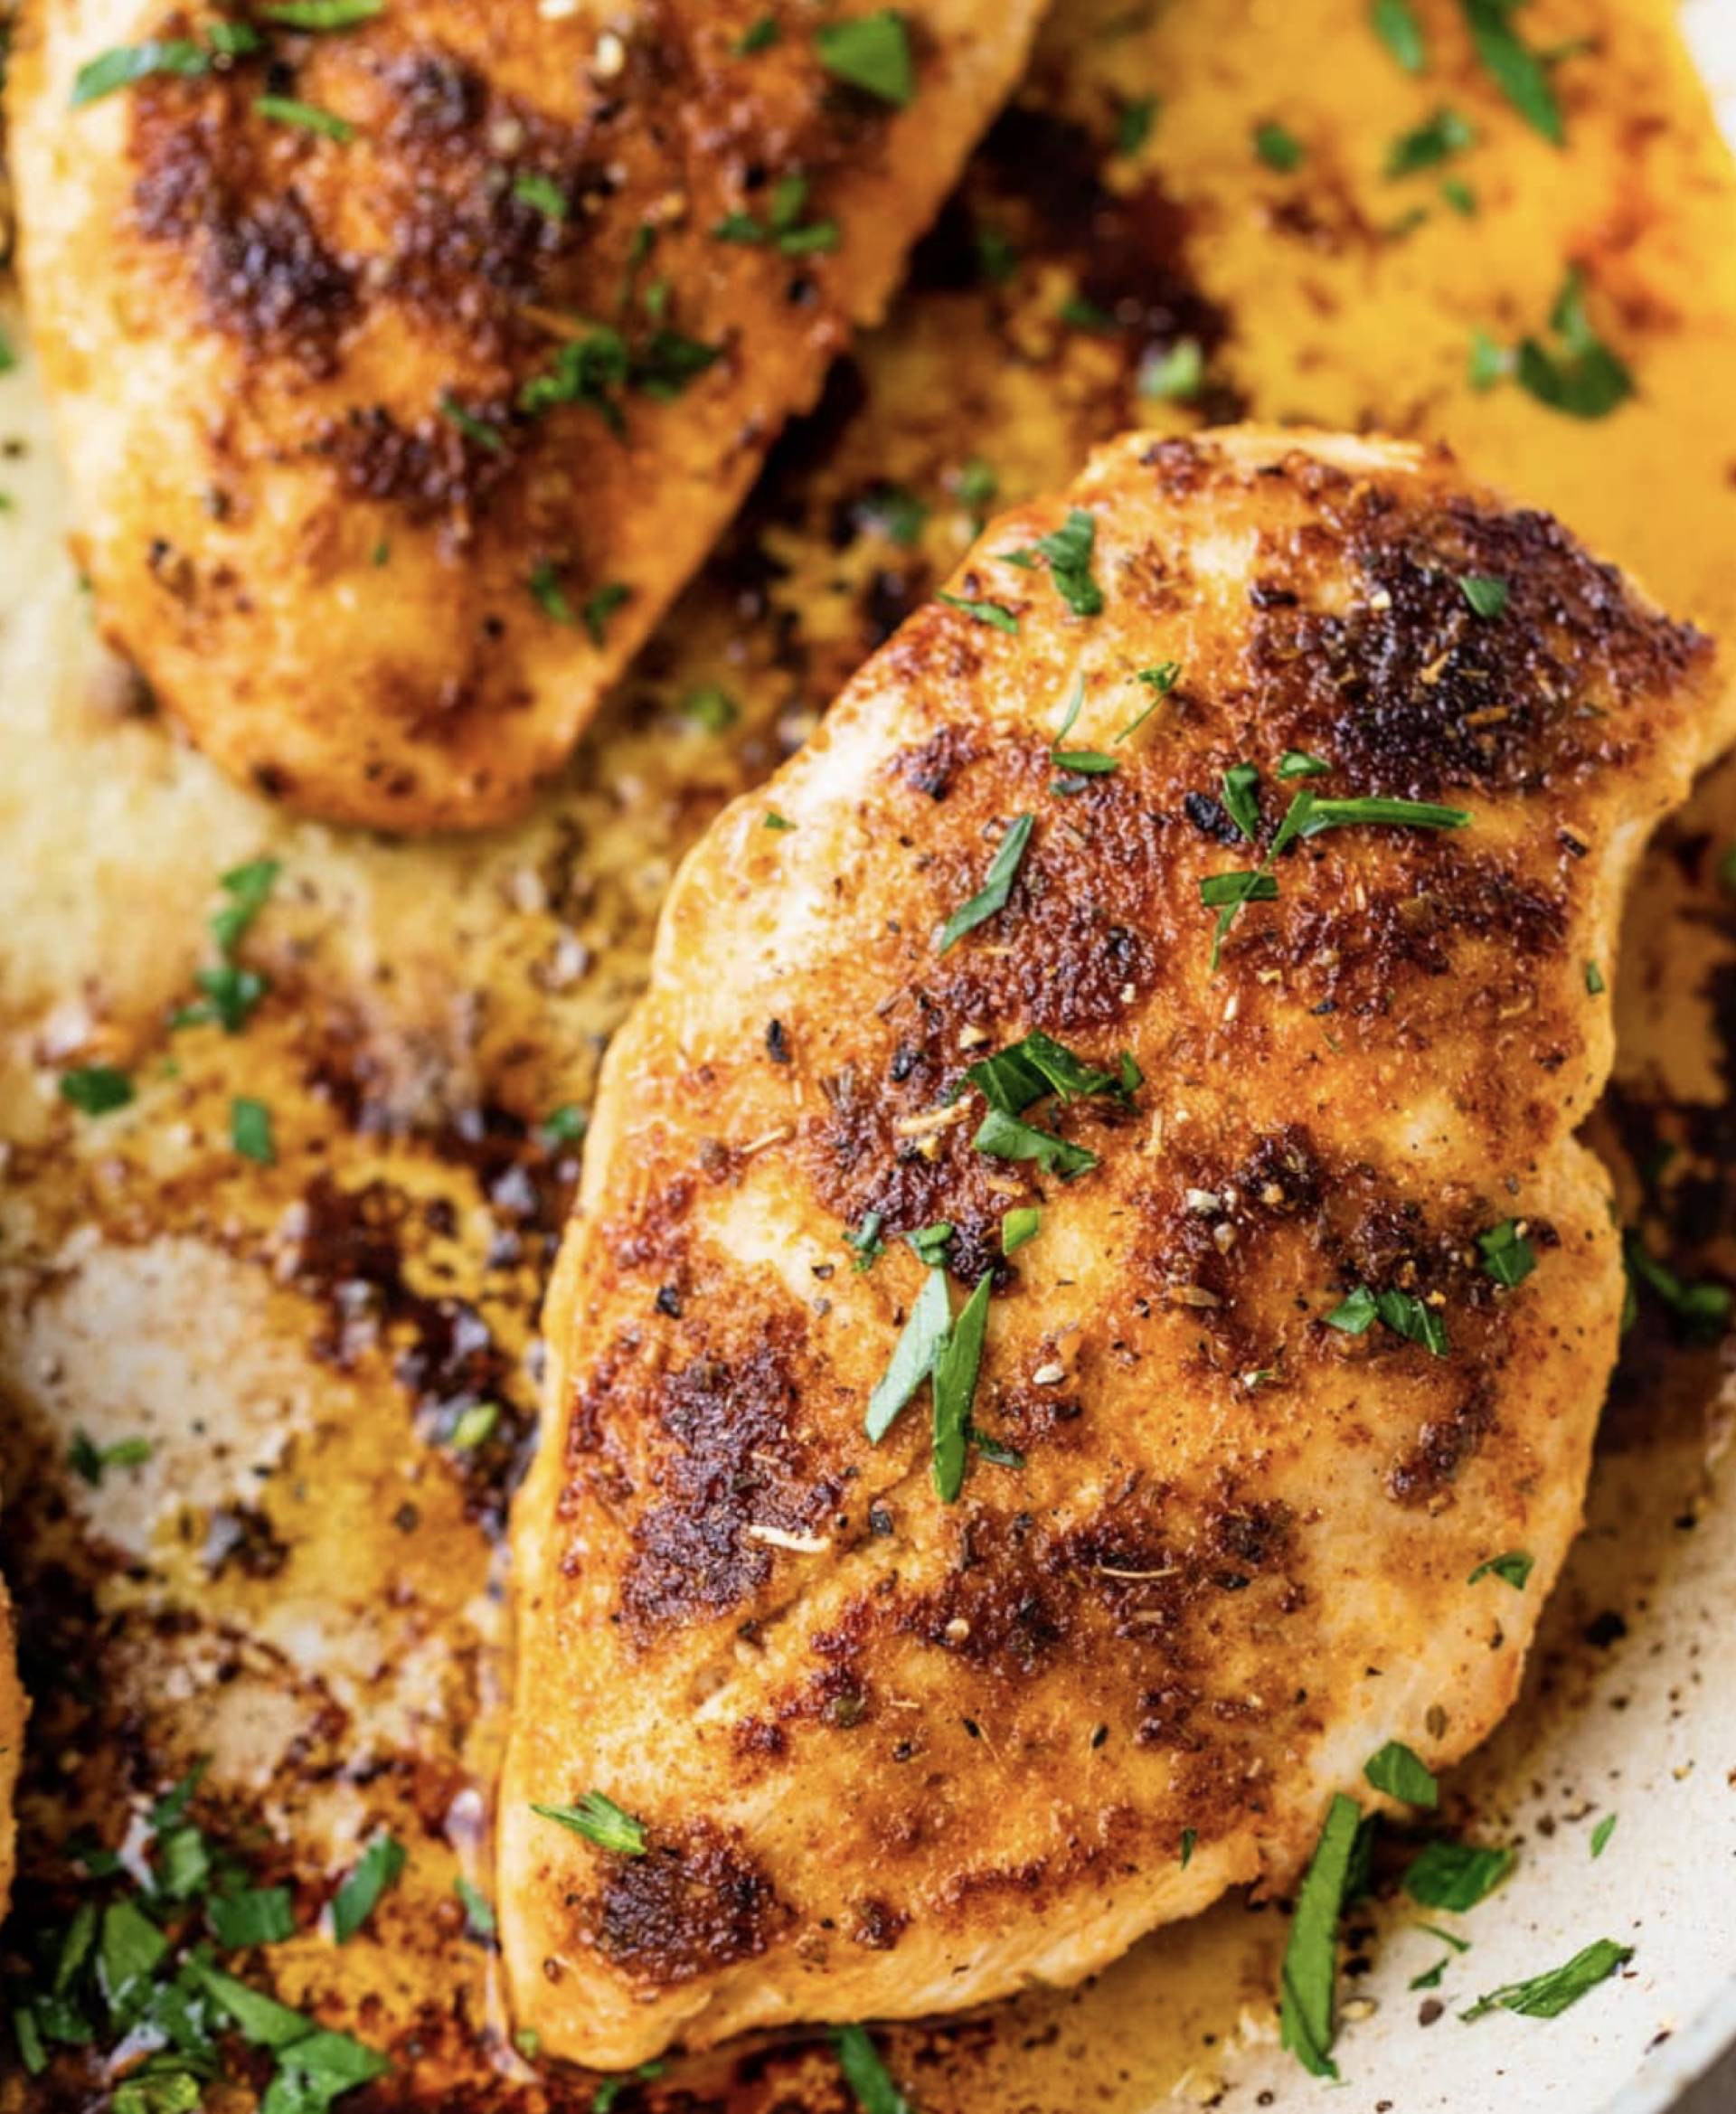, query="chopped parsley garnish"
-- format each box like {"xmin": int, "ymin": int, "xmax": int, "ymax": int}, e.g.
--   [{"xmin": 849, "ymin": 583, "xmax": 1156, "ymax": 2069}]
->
[
  {"xmin": 1002, "ymin": 1206, "xmax": 1042, "ymax": 1254},
  {"xmin": 72, "ymin": 39, "xmax": 212, "ymax": 106},
  {"xmin": 1200, "ymin": 870, "xmax": 1278, "ymax": 908},
  {"xmin": 1460, "ymin": 571, "xmax": 1509, "ymax": 618},
  {"xmin": 1279, "ymin": 1792, "xmax": 1361, "ymax": 2080},
  {"xmin": 171, "ymin": 857, "xmax": 281, "ymax": 1033},
  {"xmin": 1059, "ymin": 293, "xmax": 1116, "ymax": 333},
  {"xmin": 1371, "ymin": 0, "xmax": 1427, "ymax": 72},
  {"xmin": 1278, "ymin": 749, "xmax": 1329, "ymax": 779},
  {"xmin": 714, "ymin": 172, "xmax": 838, "ymax": 254},
  {"xmin": 908, "ymin": 1222, "xmax": 954, "ymax": 1267},
  {"xmin": 512, "ymin": 170, "xmax": 568, "ymax": 220},
  {"xmin": 529, "ymin": 561, "xmax": 577, "ymax": 628},
  {"xmin": 582, "ymin": 581, "xmax": 631, "ymax": 646},
  {"xmin": 1326, "ymin": 1282, "xmax": 1449, "ymax": 1357},
  {"xmin": 69, "ymin": 1430, "xmax": 153, "ymax": 1486},
  {"xmin": 439, "ymin": 394, "xmax": 505, "ymax": 452},
  {"xmin": 1221, "ymin": 761, "xmax": 1261, "ymax": 840},
  {"xmin": 966, "ymin": 1029, "xmax": 1136, "ymax": 1113},
  {"xmin": 1117, "ymin": 660, "xmax": 1180, "ymax": 741},
  {"xmin": 1477, "ymin": 1218, "xmax": 1535, "ymax": 1287},
  {"xmin": 1462, "ymin": 1938, "xmax": 1632, "ymax": 2021},
  {"xmin": 930, "ymin": 1273, "xmax": 991, "ymax": 1501},
  {"xmin": 231, "ymin": 1097, "xmax": 276, "ymax": 1166},
  {"xmin": 864, "ymin": 1269, "xmax": 951, "ymax": 1441},
  {"xmin": 1140, "ymin": 337, "xmax": 1204, "ymax": 401},
  {"xmin": 1459, "ymin": 0, "xmax": 1564, "ymax": 145},
  {"xmin": 1514, "ymin": 269, "xmax": 1634, "ymax": 420},
  {"xmin": 449, "ymin": 1401, "xmax": 499, "ymax": 1450},
  {"xmin": 846, "ymin": 1210, "xmax": 886, "ymax": 1271},
  {"xmin": 834, "ymin": 2024, "xmax": 911, "ymax": 2114},
  {"xmin": 209, "ymin": 1884, "xmax": 297, "ymax": 1948},
  {"xmin": 331, "ymin": 1833, "xmax": 406, "ymax": 1943},
  {"xmin": 1590, "ymin": 1814, "xmax": 1618, "ymax": 1860},
  {"xmin": 1117, "ymin": 94, "xmax": 1157, "ymax": 156},
  {"xmin": 253, "ymin": 93, "xmax": 354, "ymax": 141},
  {"xmin": 736, "ymin": 15, "xmax": 780, "ymax": 54},
  {"xmin": 681, "ymin": 684, "xmax": 738, "ymax": 734},
  {"xmin": 1467, "ymin": 1549, "xmax": 1534, "ymax": 1590},
  {"xmin": 532, "ymin": 1792, "xmax": 647, "ymax": 1857},
  {"xmin": 1585, "ymin": 960, "xmax": 1606, "ymax": 996},
  {"xmin": 1181, "ymin": 1827, "xmax": 1197, "ymax": 1867},
  {"xmin": 594, "ymin": 2064, "xmax": 668, "ymax": 2113},
  {"xmin": 539, "ymin": 1102, "xmax": 589, "ymax": 1147},
  {"xmin": 1624, "ymin": 1230, "xmax": 1732, "ymax": 1340},
  {"xmin": 1364, "ymin": 1740, "xmax": 1439, "ymax": 1808},
  {"xmin": 815, "ymin": 12, "xmax": 915, "ymax": 108},
  {"xmin": 259, "ymin": 0, "xmax": 384, "ymax": 24},
  {"xmin": 936, "ymin": 813, "xmax": 1033, "ymax": 952},
  {"xmin": 1402, "ymin": 1837, "xmax": 1515, "ymax": 1911},
  {"xmin": 1385, "ymin": 106, "xmax": 1474, "ymax": 176},
  {"xmin": 1033, "ymin": 508, "xmax": 1103, "ymax": 617},
  {"xmin": 937, "ymin": 589, "xmax": 1018, "ymax": 634},
  {"xmin": 1442, "ymin": 176, "xmax": 1478, "ymax": 215},
  {"xmin": 764, "ymin": 809, "xmax": 795, "ymax": 832},
  {"xmin": 973, "ymin": 1107, "xmax": 1099, "ymax": 1181},
  {"xmin": 1253, "ymin": 120, "xmax": 1306, "ymax": 172},
  {"xmin": 61, "ymin": 1065, "xmax": 135, "ymax": 1115},
  {"xmin": 1302, "ymin": 795, "xmax": 1472, "ymax": 834},
  {"xmin": 454, "ymin": 1874, "xmax": 496, "ymax": 1939}
]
